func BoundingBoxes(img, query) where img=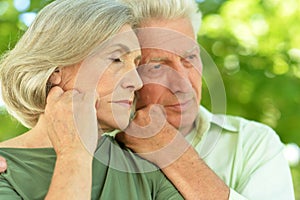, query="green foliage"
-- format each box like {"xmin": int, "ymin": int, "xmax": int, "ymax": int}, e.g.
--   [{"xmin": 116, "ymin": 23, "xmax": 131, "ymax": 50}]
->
[
  {"xmin": 0, "ymin": 107, "xmax": 27, "ymax": 141},
  {"xmin": 199, "ymin": 0, "xmax": 300, "ymax": 146},
  {"xmin": 291, "ymin": 164, "xmax": 300, "ymax": 200},
  {"xmin": 197, "ymin": 1, "xmax": 300, "ymax": 197}
]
